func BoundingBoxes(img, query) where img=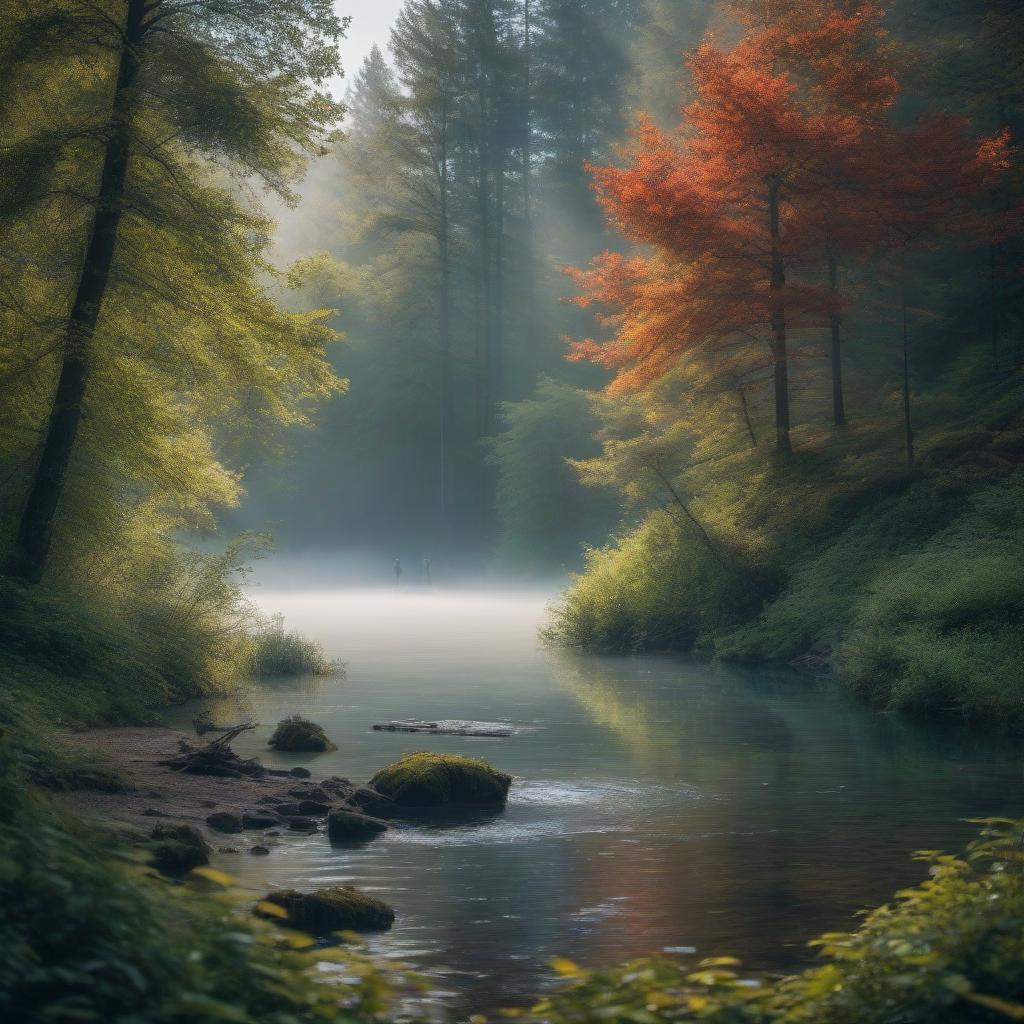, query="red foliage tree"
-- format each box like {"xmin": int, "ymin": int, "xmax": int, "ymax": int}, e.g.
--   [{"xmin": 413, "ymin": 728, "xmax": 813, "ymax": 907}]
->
[{"xmin": 570, "ymin": 0, "xmax": 1011, "ymax": 456}]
